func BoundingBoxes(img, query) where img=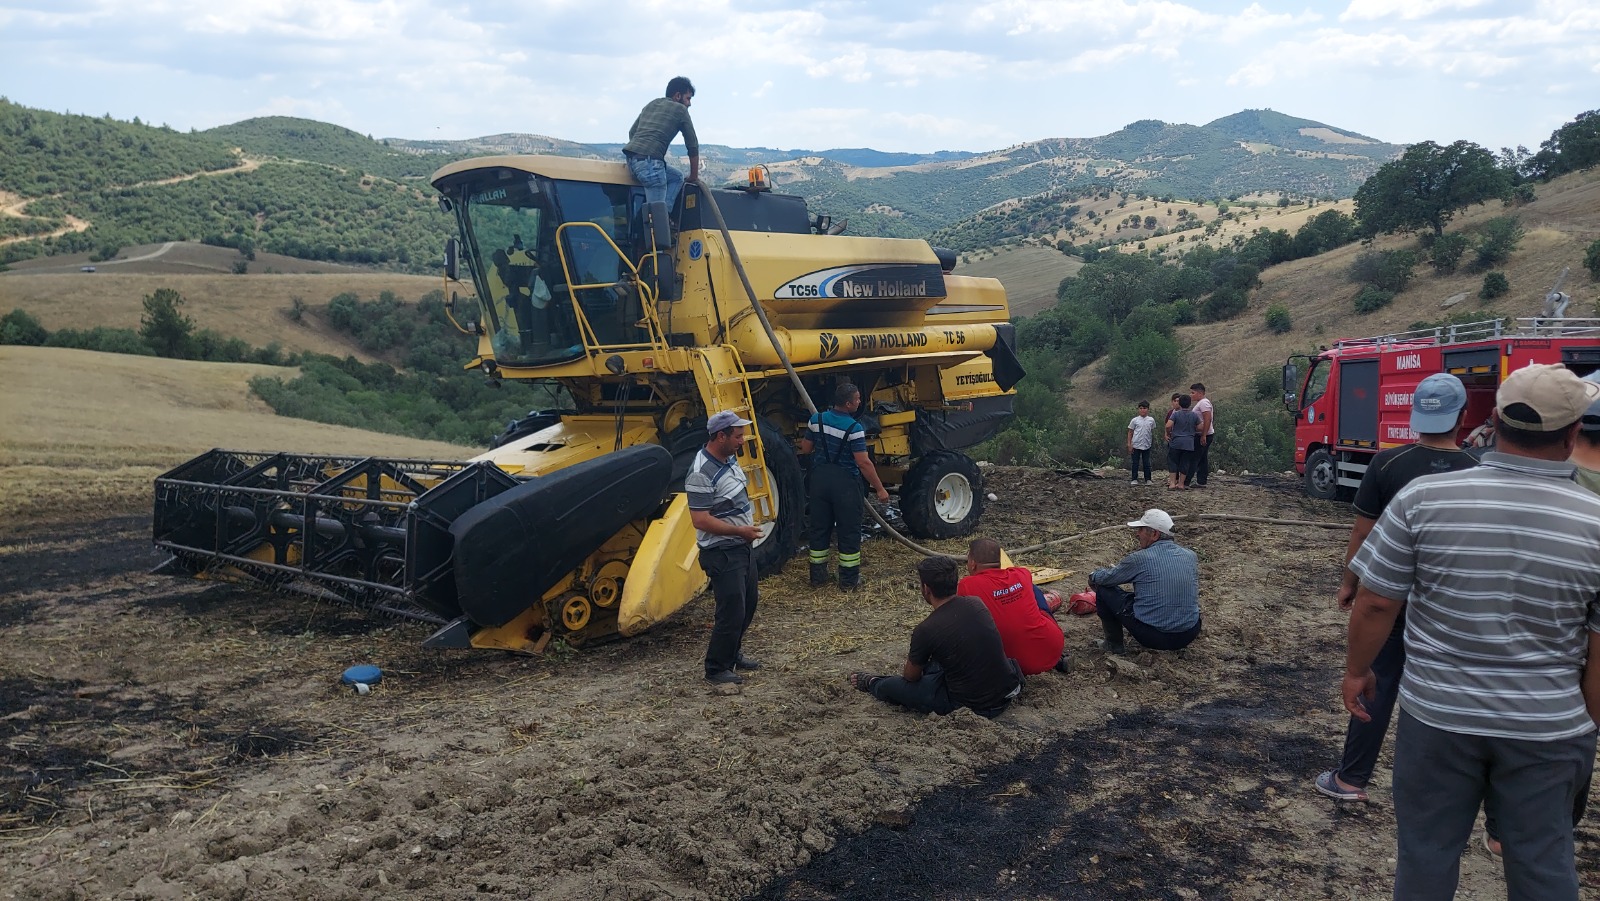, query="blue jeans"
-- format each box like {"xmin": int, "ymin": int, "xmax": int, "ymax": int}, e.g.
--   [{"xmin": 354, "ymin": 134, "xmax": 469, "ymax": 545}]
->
[
  {"xmin": 1130, "ymin": 448, "xmax": 1151, "ymax": 481},
  {"xmin": 625, "ymin": 155, "xmax": 684, "ymax": 212}
]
